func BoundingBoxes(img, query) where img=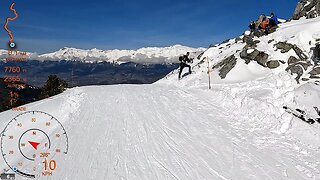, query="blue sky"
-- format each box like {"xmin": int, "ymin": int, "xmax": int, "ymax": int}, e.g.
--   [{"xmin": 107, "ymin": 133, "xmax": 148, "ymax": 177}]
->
[{"xmin": 0, "ymin": 0, "xmax": 297, "ymax": 53}]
